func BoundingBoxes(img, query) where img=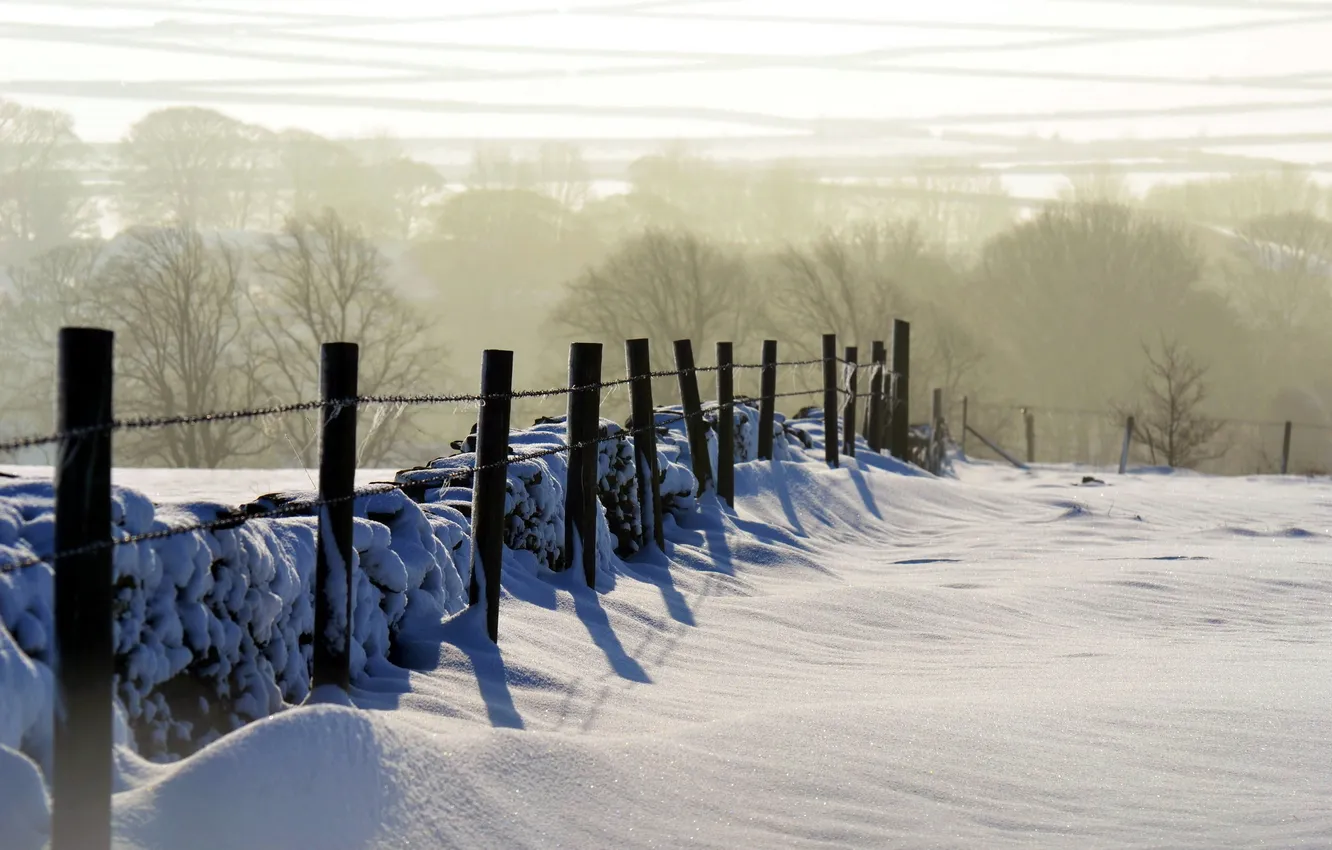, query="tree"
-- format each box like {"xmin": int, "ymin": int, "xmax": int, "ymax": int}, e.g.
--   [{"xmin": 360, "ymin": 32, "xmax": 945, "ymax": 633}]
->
[
  {"xmin": 878, "ymin": 162, "xmax": 1015, "ymax": 256},
  {"xmin": 746, "ymin": 161, "xmax": 838, "ymax": 245},
  {"xmin": 92, "ymin": 226, "xmax": 268, "ymax": 467},
  {"xmin": 623, "ymin": 146, "xmax": 753, "ymax": 241},
  {"xmin": 554, "ymin": 228, "xmax": 750, "ymax": 356},
  {"xmin": 250, "ymin": 209, "xmax": 447, "ymax": 467},
  {"xmin": 277, "ymin": 129, "xmax": 365, "ymax": 225},
  {"xmin": 1224, "ymin": 212, "xmax": 1332, "ymax": 337},
  {"xmin": 0, "ymin": 239, "xmax": 104, "ymax": 432},
  {"xmin": 118, "ymin": 107, "xmax": 271, "ymax": 230},
  {"xmin": 1123, "ymin": 338, "xmax": 1226, "ymax": 468},
  {"xmin": 1058, "ymin": 167, "xmax": 1134, "ymax": 206},
  {"xmin": 1144, "ymin": 167, "xmax": 1326, "ymax": 227},
  {"xmin": 0, "ymin": 99, "xmax": 91, "ymax": 252},
  {"xmin": 762, "ymin": 221, "xmax": 917, "ymax": 356},
  {"xmin": 533, "ymin": 143, "xmax": 592, "ymax": 211},
  {"xmin": 376, "ymin": 156, "xmax": 444, "ymax": 240},
  {"xmin": 466, "ymin": 144, "xmax": 536, "ymax": 191},
  {"xmin": 760, "ymin": 219, "xmax": 982, "ymax": 411},
  {"xmin": 285, "ymin": 132, "xmax": 443, "ymax": 240},
  {"xmin": 975, "ymin": 202, "xmax": 1210, "ymax": 410}
]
